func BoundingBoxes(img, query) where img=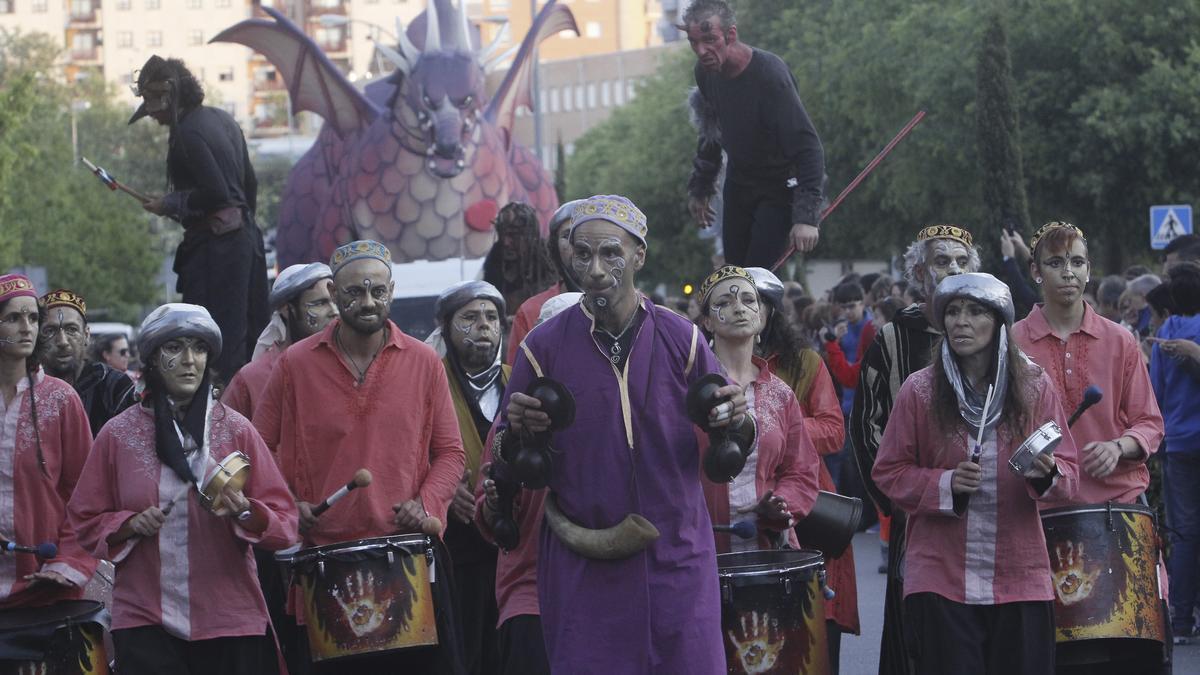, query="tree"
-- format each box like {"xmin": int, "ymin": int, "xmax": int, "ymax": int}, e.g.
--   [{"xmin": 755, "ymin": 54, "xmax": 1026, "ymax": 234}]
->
[
  {"xmin": 975, "ymin": 12, "xmax": 1031, "ymax": 262},
  {"xmin": 0, "ymin": 29, "xmax": 169, "ymax": 322},
  {"xmin": 564, "ymin": 50, "xmax": 715, "ymax": 290}
]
